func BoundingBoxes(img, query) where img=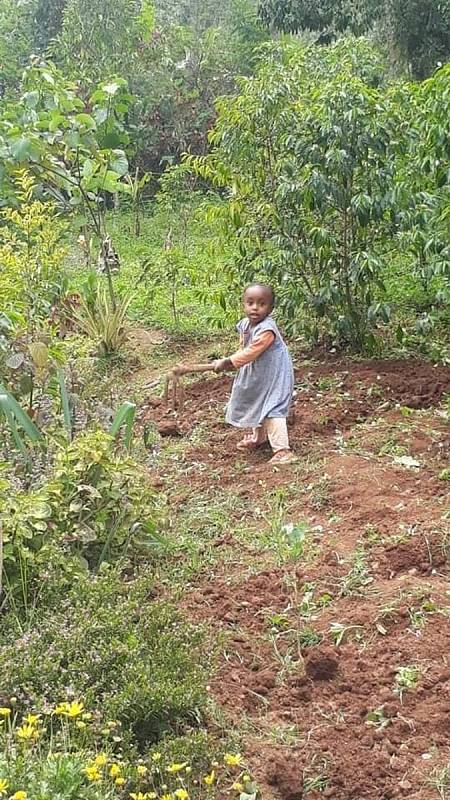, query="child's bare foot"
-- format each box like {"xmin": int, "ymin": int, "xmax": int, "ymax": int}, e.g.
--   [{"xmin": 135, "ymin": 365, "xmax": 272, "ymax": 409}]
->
[
  {"xmin": 269, "ymin": 449, "xmax": 297, "ymax": 464},
  {"xmin": 236, "ymin": 434, "xmax": 263, "ymax": 451}
]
